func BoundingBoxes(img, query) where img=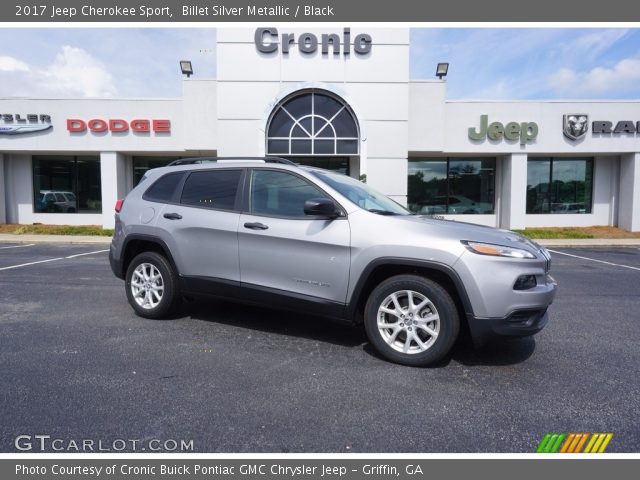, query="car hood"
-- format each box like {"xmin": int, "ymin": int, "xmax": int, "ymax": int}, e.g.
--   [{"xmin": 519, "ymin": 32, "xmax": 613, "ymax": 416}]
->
[{"xmin": 393, "ymin": 214, "xmax": 543, "ymax": 253}]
